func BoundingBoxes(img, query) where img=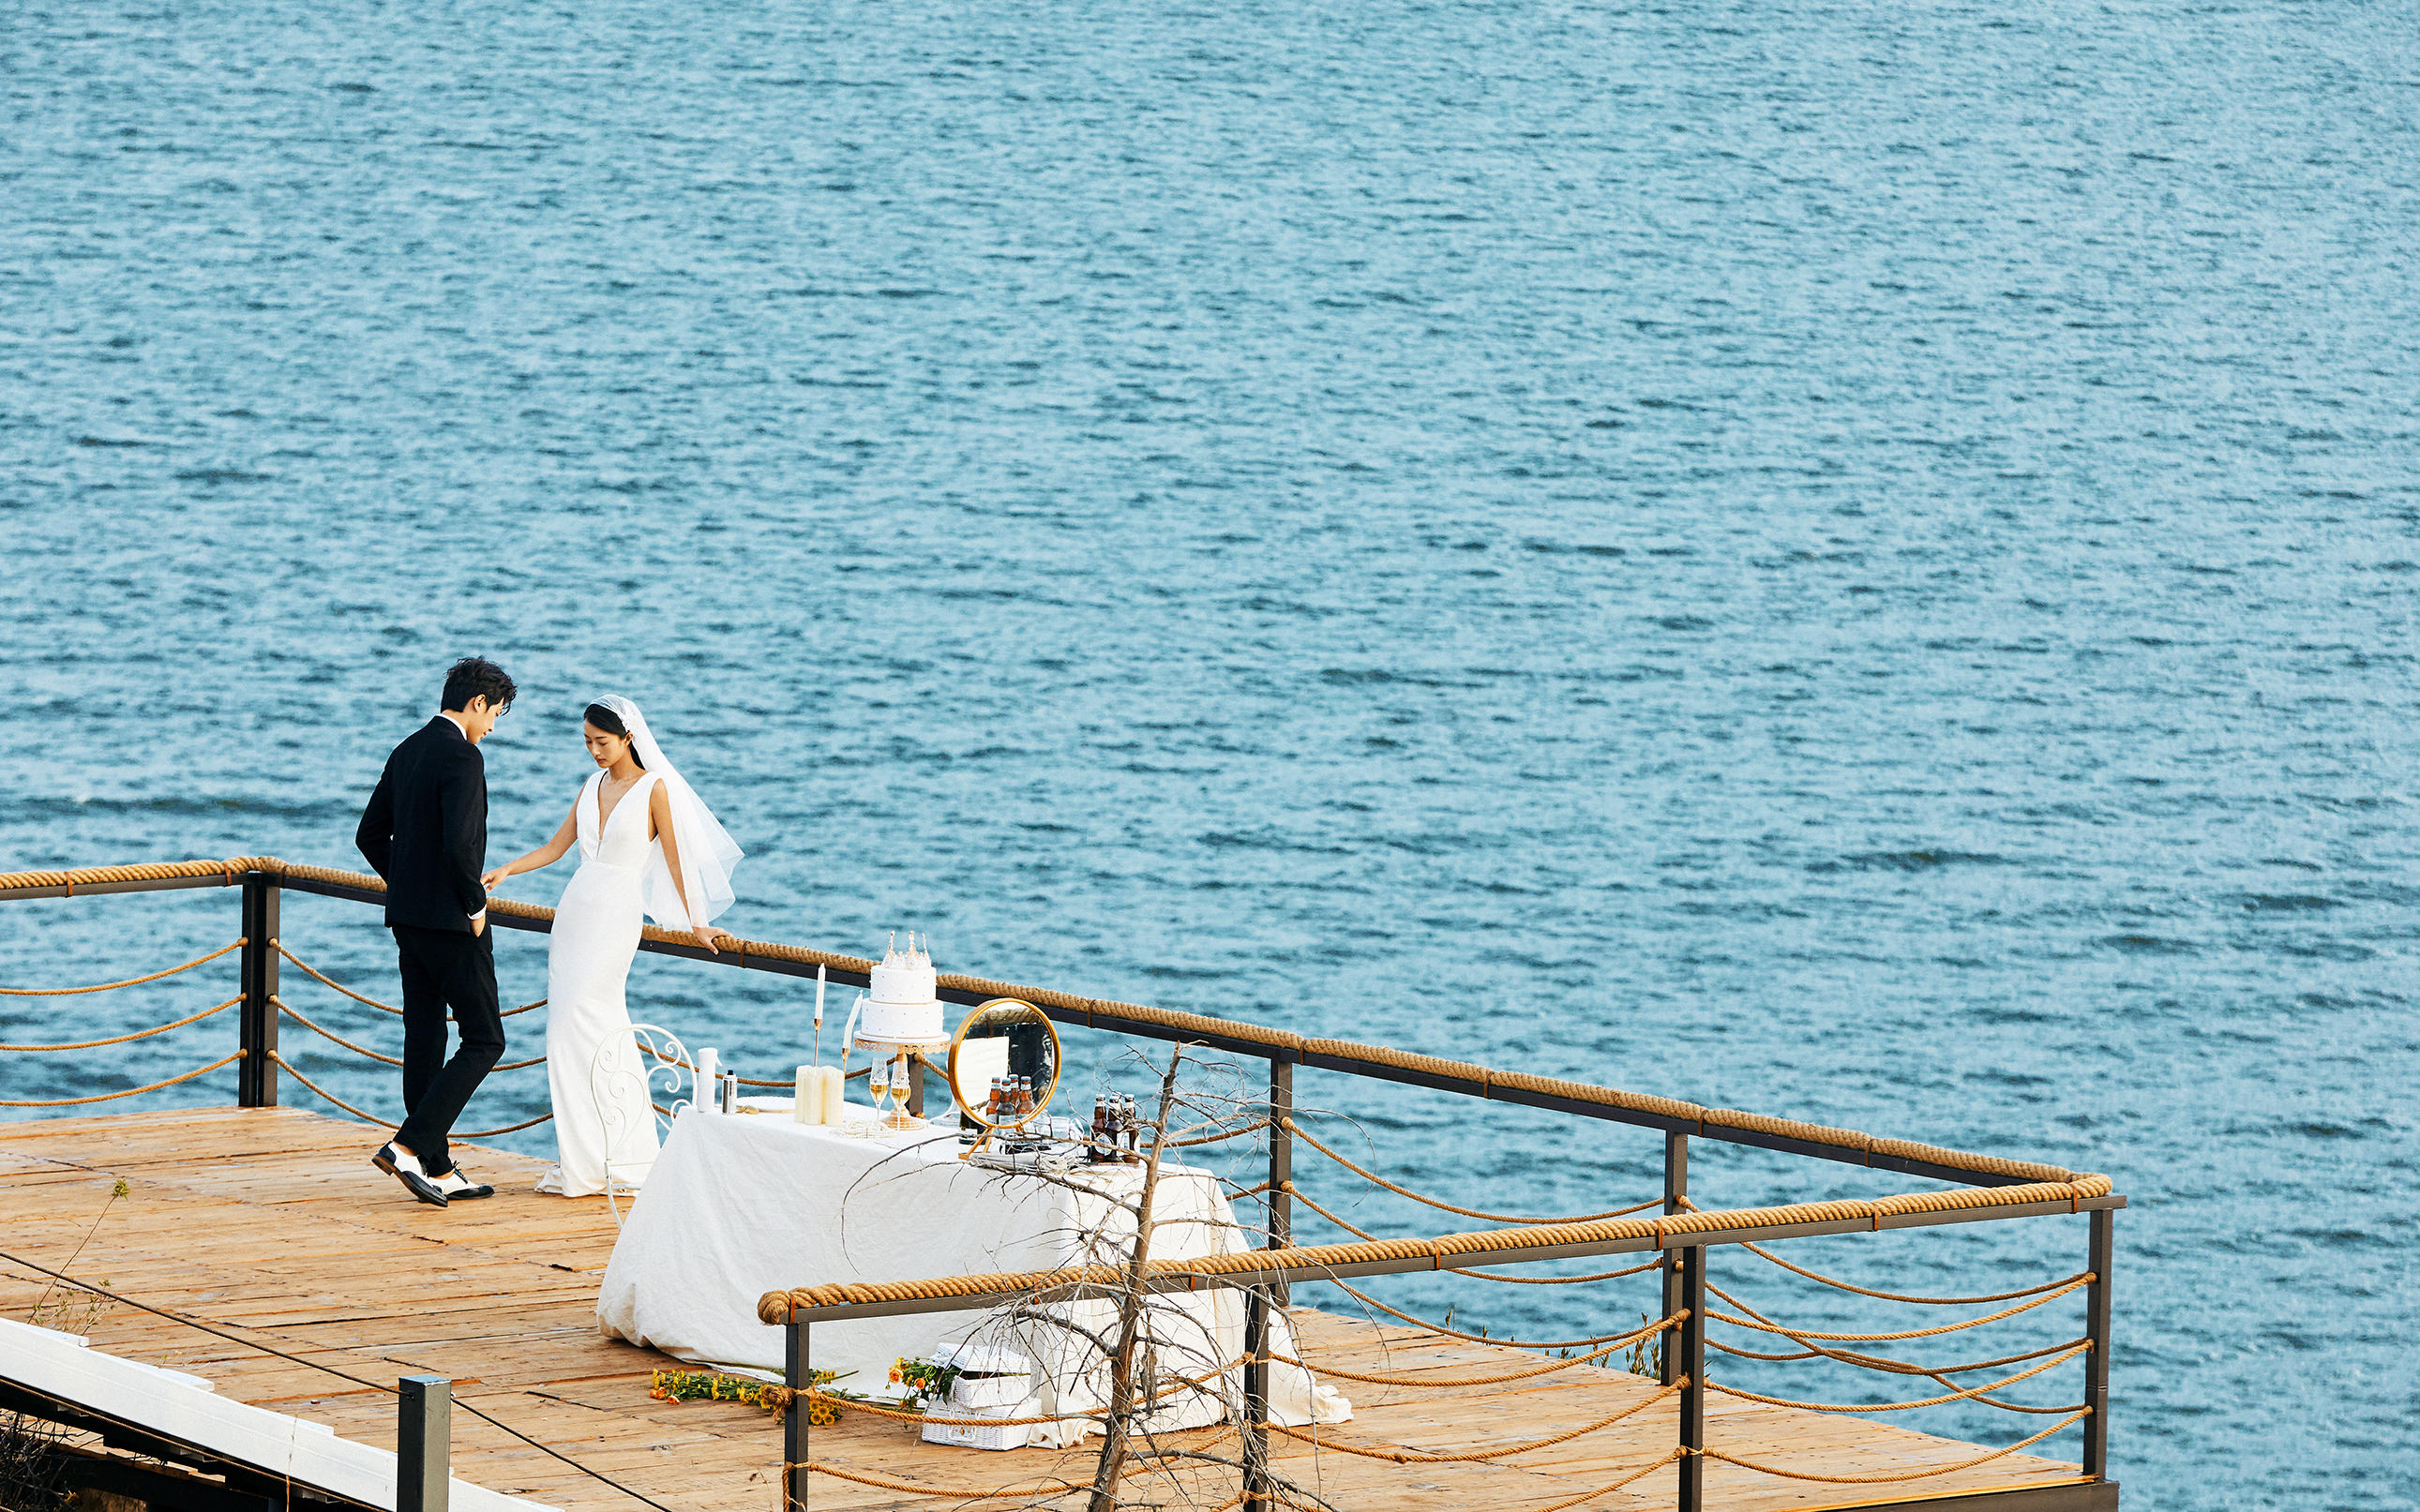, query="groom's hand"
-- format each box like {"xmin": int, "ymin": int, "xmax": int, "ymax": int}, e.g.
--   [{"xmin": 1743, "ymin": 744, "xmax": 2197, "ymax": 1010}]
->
[{"xmin": 471, "ymin": 910, "xmax": 488, "ymax": 937}]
